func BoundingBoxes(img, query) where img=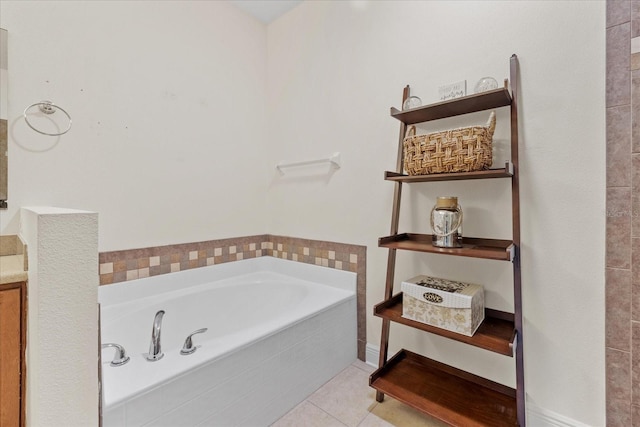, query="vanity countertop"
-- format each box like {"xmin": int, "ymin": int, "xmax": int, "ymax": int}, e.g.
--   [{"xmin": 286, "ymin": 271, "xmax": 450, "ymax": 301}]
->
[
  {"xmin": 0, "ymin": 254, "xmax": 27, "ymax": 284},
  {"xmin": 0, "ymin": 235, "xmax": 28, "ymax": 285}
]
